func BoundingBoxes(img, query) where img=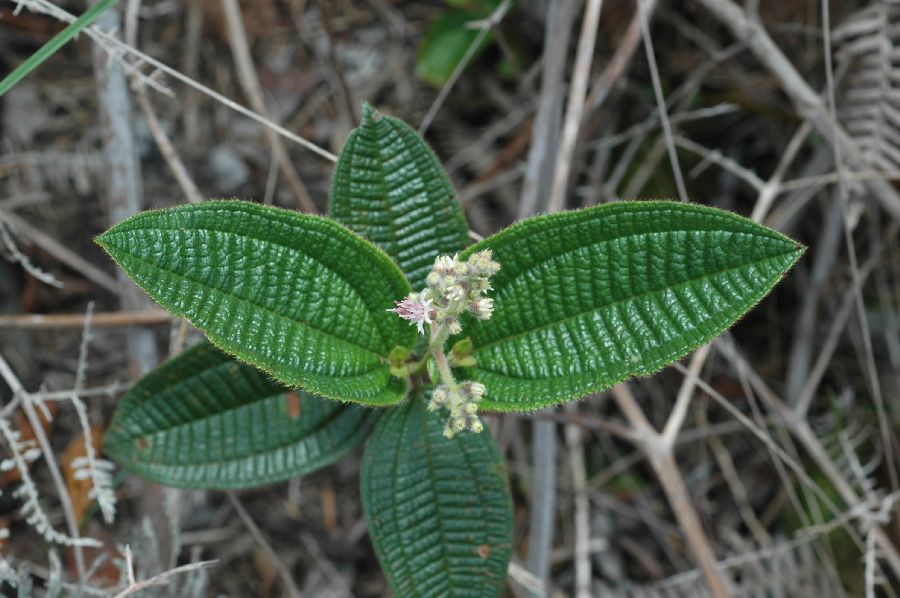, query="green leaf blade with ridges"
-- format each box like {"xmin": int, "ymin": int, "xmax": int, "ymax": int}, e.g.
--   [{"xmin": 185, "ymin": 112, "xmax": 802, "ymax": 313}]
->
[
  {"xmin": 459, "ymin": 201, "xmax": 804, "ymax": 411},
  {"xmin": 96, "ymin": 200, "xmax": 415, "ymax": 406},
  {"xmin": 361, "ymin": 392, "xmax": 513, "ymax": 597},
  {"xmin": 104, "ymin": 342, "xmax": 375, "ymax": 489},
  {"xmin": 330, "ymin": 104, "xmax": 470, "ymax": 289}
]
